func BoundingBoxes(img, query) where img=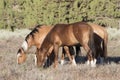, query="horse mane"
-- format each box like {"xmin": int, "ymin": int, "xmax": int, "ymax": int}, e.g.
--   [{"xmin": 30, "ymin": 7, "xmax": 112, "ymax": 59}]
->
[{"xmin": 25, "ymin": 24, "xmax": 43, "ymax": 42}]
